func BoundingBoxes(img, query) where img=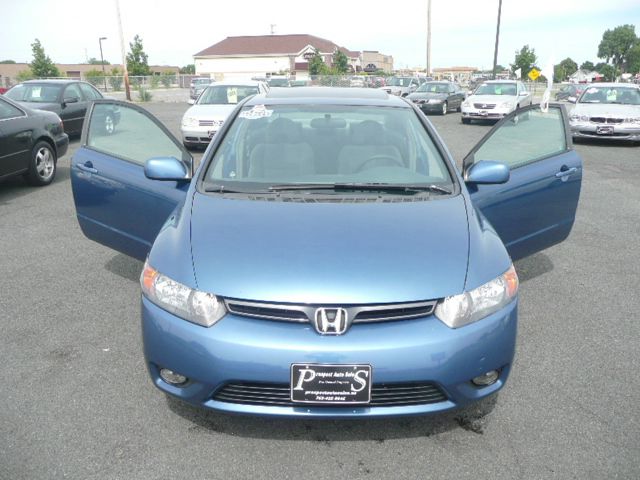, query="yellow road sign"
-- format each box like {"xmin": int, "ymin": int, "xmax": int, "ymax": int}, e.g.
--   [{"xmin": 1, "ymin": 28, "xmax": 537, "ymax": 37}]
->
[{"xmin": 528, "ymin": 68, "xmax": 540, "ymax": 81}]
